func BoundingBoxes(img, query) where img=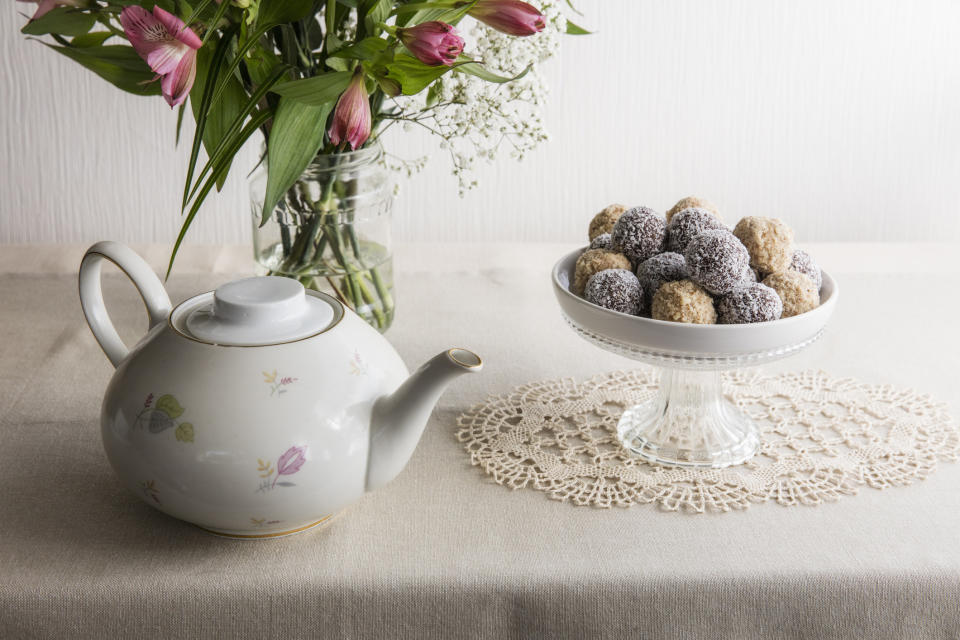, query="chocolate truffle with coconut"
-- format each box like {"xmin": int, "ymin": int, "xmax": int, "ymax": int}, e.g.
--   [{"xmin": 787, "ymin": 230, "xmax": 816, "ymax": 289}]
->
[
  {"xmin": 589, "ymin": 233, "xmax": 613, "ymax": 251},
  {"xmin": 584, "ymin": 269, "xmax": 644, "ymax": 315},
  {"xmin": 636, "ymin": 252, "xmax": 687, "ymax": 307},
  {"xmin": 573, "ymin": 249, "xmax": 631, "ymax": 295},
  {"xmin": 666, "ymin": 207, "xmax": 728, "ymax": 254},
  {"xmin": 716, "ymin": 283, "xmax": 783, "ymax": 324},
  {"xmin": 611, "ymin": 206, "xmax": 667, "ymax": 265},
  {"xmin": 789, "ymin": 249, "xmax": 822, "ymax": 290},
  {"xmin": 683, "ymin": 229, "xmax": 751, "ymax": 295}
]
